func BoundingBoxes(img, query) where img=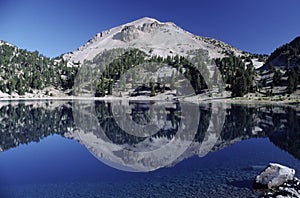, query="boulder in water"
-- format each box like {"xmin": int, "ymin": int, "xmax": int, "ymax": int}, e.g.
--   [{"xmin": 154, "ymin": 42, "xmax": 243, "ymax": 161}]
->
[
  {"xmin": 253, "ymin": 163, "xmax": 295, "ymax": 189},
  {"xmin": 253, "ymin": 163, "xmax": 300, "ymax": 197}
]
